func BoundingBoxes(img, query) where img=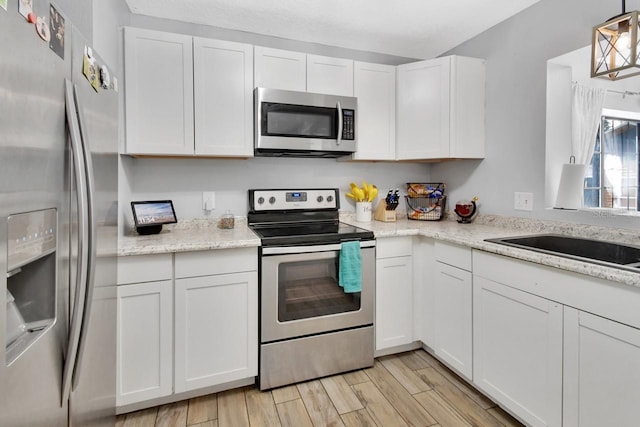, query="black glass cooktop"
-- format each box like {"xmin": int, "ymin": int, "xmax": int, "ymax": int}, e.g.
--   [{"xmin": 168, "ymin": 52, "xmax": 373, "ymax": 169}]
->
[{"xmin": 251, "ymin": 221, "xmax": 374, "ymax": 246}]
